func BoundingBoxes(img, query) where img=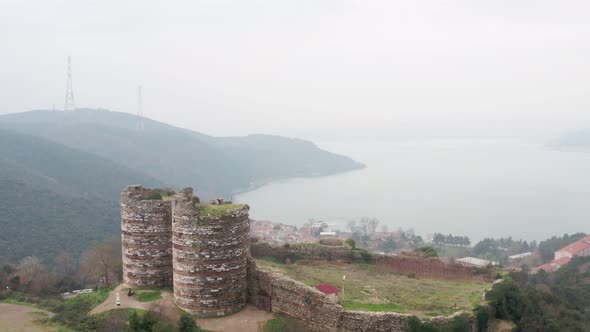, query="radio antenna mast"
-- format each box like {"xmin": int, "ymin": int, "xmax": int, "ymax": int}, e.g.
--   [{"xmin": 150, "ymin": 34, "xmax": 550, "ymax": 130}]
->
[
  {"xmin": 136, "ymin": 86, "xmax": 144, "ymax": 131},
  {"xmin": 64, "ymin": 56, "xmax": 75, "ymax": 111}
]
